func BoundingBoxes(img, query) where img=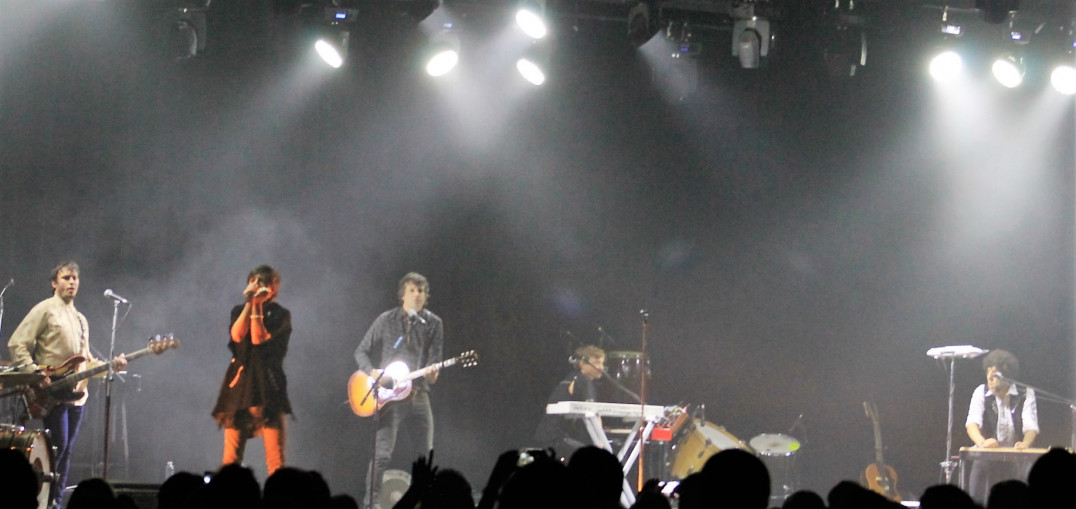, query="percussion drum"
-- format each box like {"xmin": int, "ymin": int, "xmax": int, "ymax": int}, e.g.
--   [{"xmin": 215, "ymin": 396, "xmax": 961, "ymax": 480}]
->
[
  {"xmin": 749, "ymin": 433, "xmax": 801, "ymax": 503},
  {"xmin": 600, "ymin": 351, "xmax": 649, "ymax": 403},
  {"xmin": 670, "ymin": 419, "xmax": 753, "ymax": 479},
  {"xmin": 0, "ymin": 424, "xmax": 55, "ymax": 509},
  {"xmin": 749, "ymin": 433, "xmax": 800, "ymax": 457}
]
